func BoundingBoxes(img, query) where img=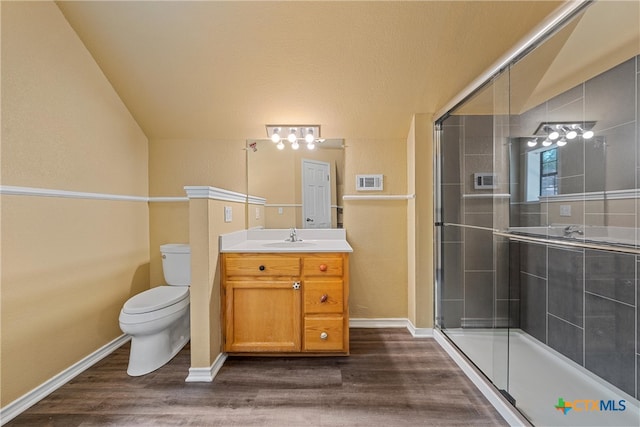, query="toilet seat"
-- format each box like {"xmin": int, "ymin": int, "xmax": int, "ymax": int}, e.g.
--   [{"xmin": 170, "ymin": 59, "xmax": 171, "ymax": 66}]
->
[{"xmin": 123, "ymin": 286, "xmax": 189, "ymax": 315}]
